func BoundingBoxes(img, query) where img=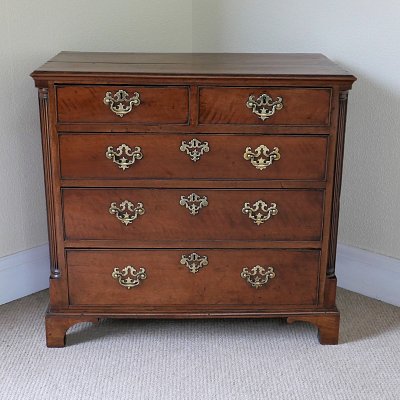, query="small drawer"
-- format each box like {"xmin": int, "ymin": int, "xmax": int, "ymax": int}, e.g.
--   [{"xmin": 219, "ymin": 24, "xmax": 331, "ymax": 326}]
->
[
  {"xmin": 56, "ymin": 85, "xmax": 189, "ymax": 124},
  {"xmin": 199, "ymin": 87, "xmax": 331, "ymax": 126},
  {"xmin": 67, "ymin": 249, "xmax": 320, "ymax": 306},
  {"xmin": 63, "ymin": 188, "xmax": 324, "ymax": 242},
  {"xmin": 59, "ymin": 134, "xmax": 328, "ymax": 181}
]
